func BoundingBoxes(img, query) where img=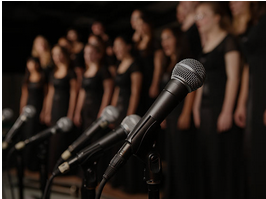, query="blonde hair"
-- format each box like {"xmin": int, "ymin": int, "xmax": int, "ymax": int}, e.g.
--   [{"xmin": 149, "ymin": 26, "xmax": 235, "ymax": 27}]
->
[{"xmin": 31, "ymin": 35, "xmax": 52, "ymax": 69}]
